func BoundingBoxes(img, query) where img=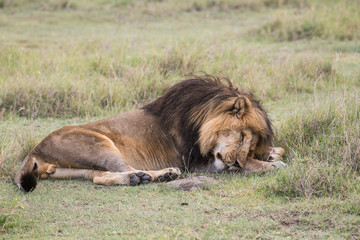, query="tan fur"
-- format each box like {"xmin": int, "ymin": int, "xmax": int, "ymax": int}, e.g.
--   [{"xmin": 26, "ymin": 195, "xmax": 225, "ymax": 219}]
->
[
  {"xmin": 198, "ymin": 96, "xmax": 270, "ymax": 156},
  {"xmin": 242, "ymin": 157, "xmax": 286, "ymax": 173},
  {"xmin": 14, "ymin": 77, "xmax": 285, "ymax": 192},
  {"xmin": 48, "ymin": 167, "xmax": 181, "ymax": 186}
]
